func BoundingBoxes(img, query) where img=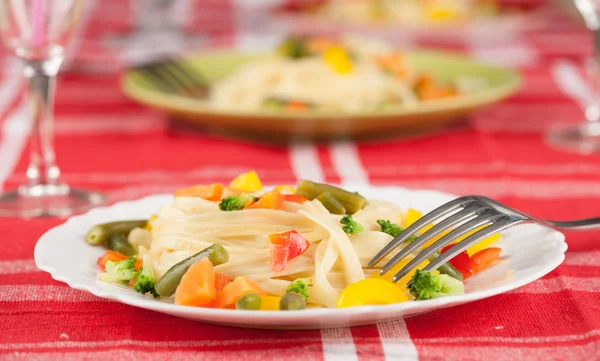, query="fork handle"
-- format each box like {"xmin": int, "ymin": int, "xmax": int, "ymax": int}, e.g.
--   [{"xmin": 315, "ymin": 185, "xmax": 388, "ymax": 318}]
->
[{"xmin": 543, "ymin": 218, "xmax": 600, "ymax": 230}]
